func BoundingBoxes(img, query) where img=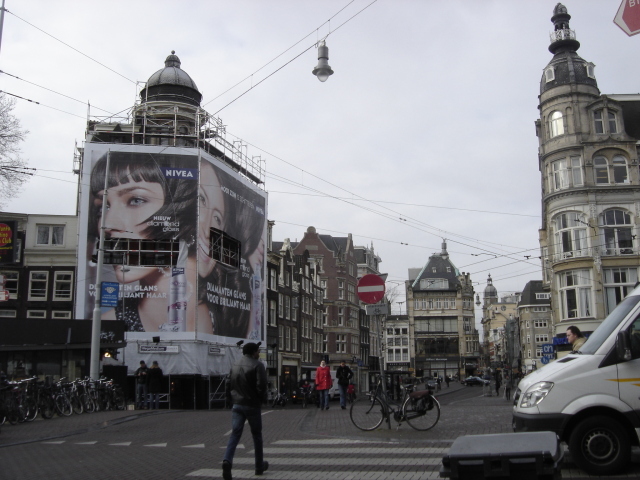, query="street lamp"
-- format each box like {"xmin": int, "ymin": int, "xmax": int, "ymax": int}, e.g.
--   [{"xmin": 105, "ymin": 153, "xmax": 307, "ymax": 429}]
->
[{"xmin": 312, "ymin": 40, "xmax": 334, "ymax": 82}]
